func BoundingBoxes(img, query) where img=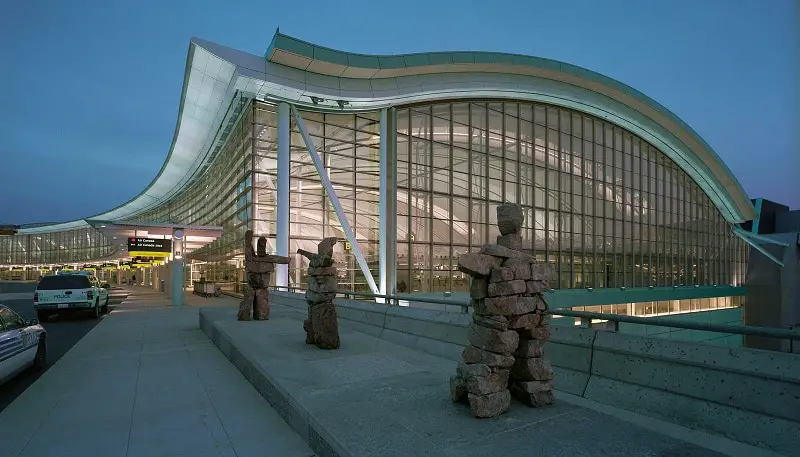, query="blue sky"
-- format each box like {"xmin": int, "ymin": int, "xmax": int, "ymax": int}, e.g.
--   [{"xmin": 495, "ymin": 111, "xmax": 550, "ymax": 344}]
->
[{"xmin": 0, "ymin": 0, "xmax": 797, "ymax": 224}]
